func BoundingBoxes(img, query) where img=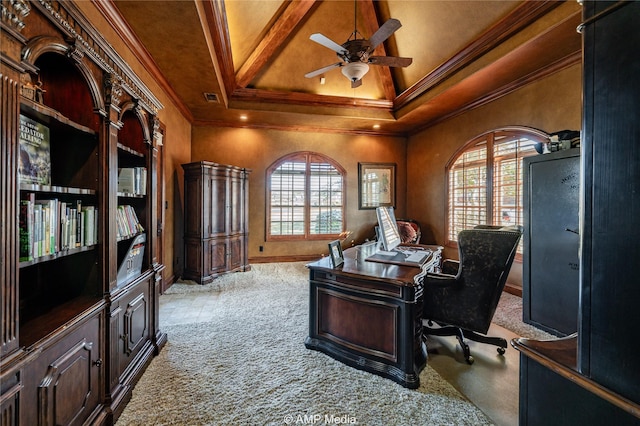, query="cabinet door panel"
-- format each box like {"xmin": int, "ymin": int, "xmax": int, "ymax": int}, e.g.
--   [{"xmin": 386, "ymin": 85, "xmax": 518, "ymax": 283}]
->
[
  {"xmin": 208, "ymin": 239, "xmax": 228, "ymax": 274},
  {"xmin": 32, "ymin": 312, "xmax": 102, "ymax": 426},
  {"xmin": 184, "ymin": 177, "xmax": 203, "ymax": 237},
  {"xmin": 208, "ymin": 176, "xmax": 228, "ymax": 236},
  {"xmin": 123, "ymin": 292, "xmax": 148, "ymax": 356},
  {"xmin": 228, "ymin": 237, "xmax": 243, "ymax": 270},
  {"xmin": 114, "ymin": 278, "xmax": 151, "ymax": 376},
  {"xmin": 229, "ymin": 173, "xmax": 244, "ymax": 235},
  {"xmin": 38, "ymin": 339, "xmax": 96, "ymax": 426}
]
